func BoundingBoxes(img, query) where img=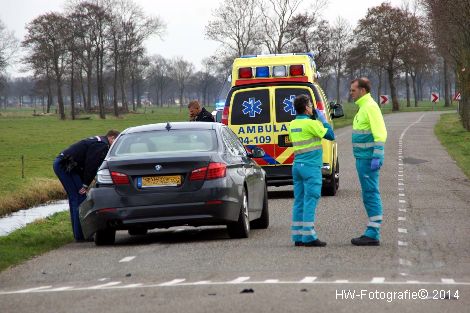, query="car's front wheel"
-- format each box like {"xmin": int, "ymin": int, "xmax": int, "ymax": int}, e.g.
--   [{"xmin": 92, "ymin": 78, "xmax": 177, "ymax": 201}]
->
[
  {"xmin": 94, "ymin": 228, "xmax": 116, "ymax": 245},
  {"xmin": 227, "ymin": 189, "xmax": 250, "ymax": 239}
]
